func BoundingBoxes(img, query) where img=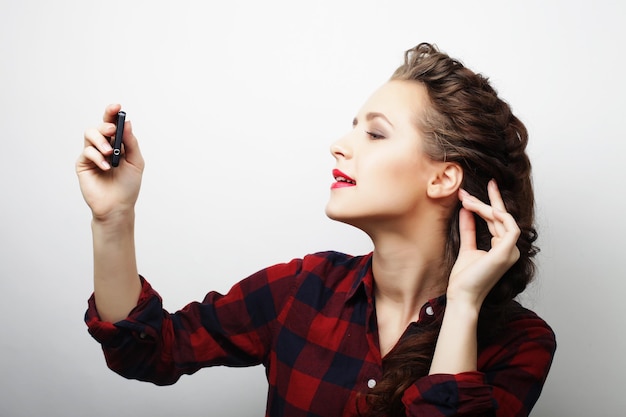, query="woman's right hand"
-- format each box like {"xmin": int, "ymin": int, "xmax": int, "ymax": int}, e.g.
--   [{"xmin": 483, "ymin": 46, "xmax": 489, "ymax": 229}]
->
[{"xmin": 76, "ymin": 104, "xmax": 145, "ymax": 221}]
